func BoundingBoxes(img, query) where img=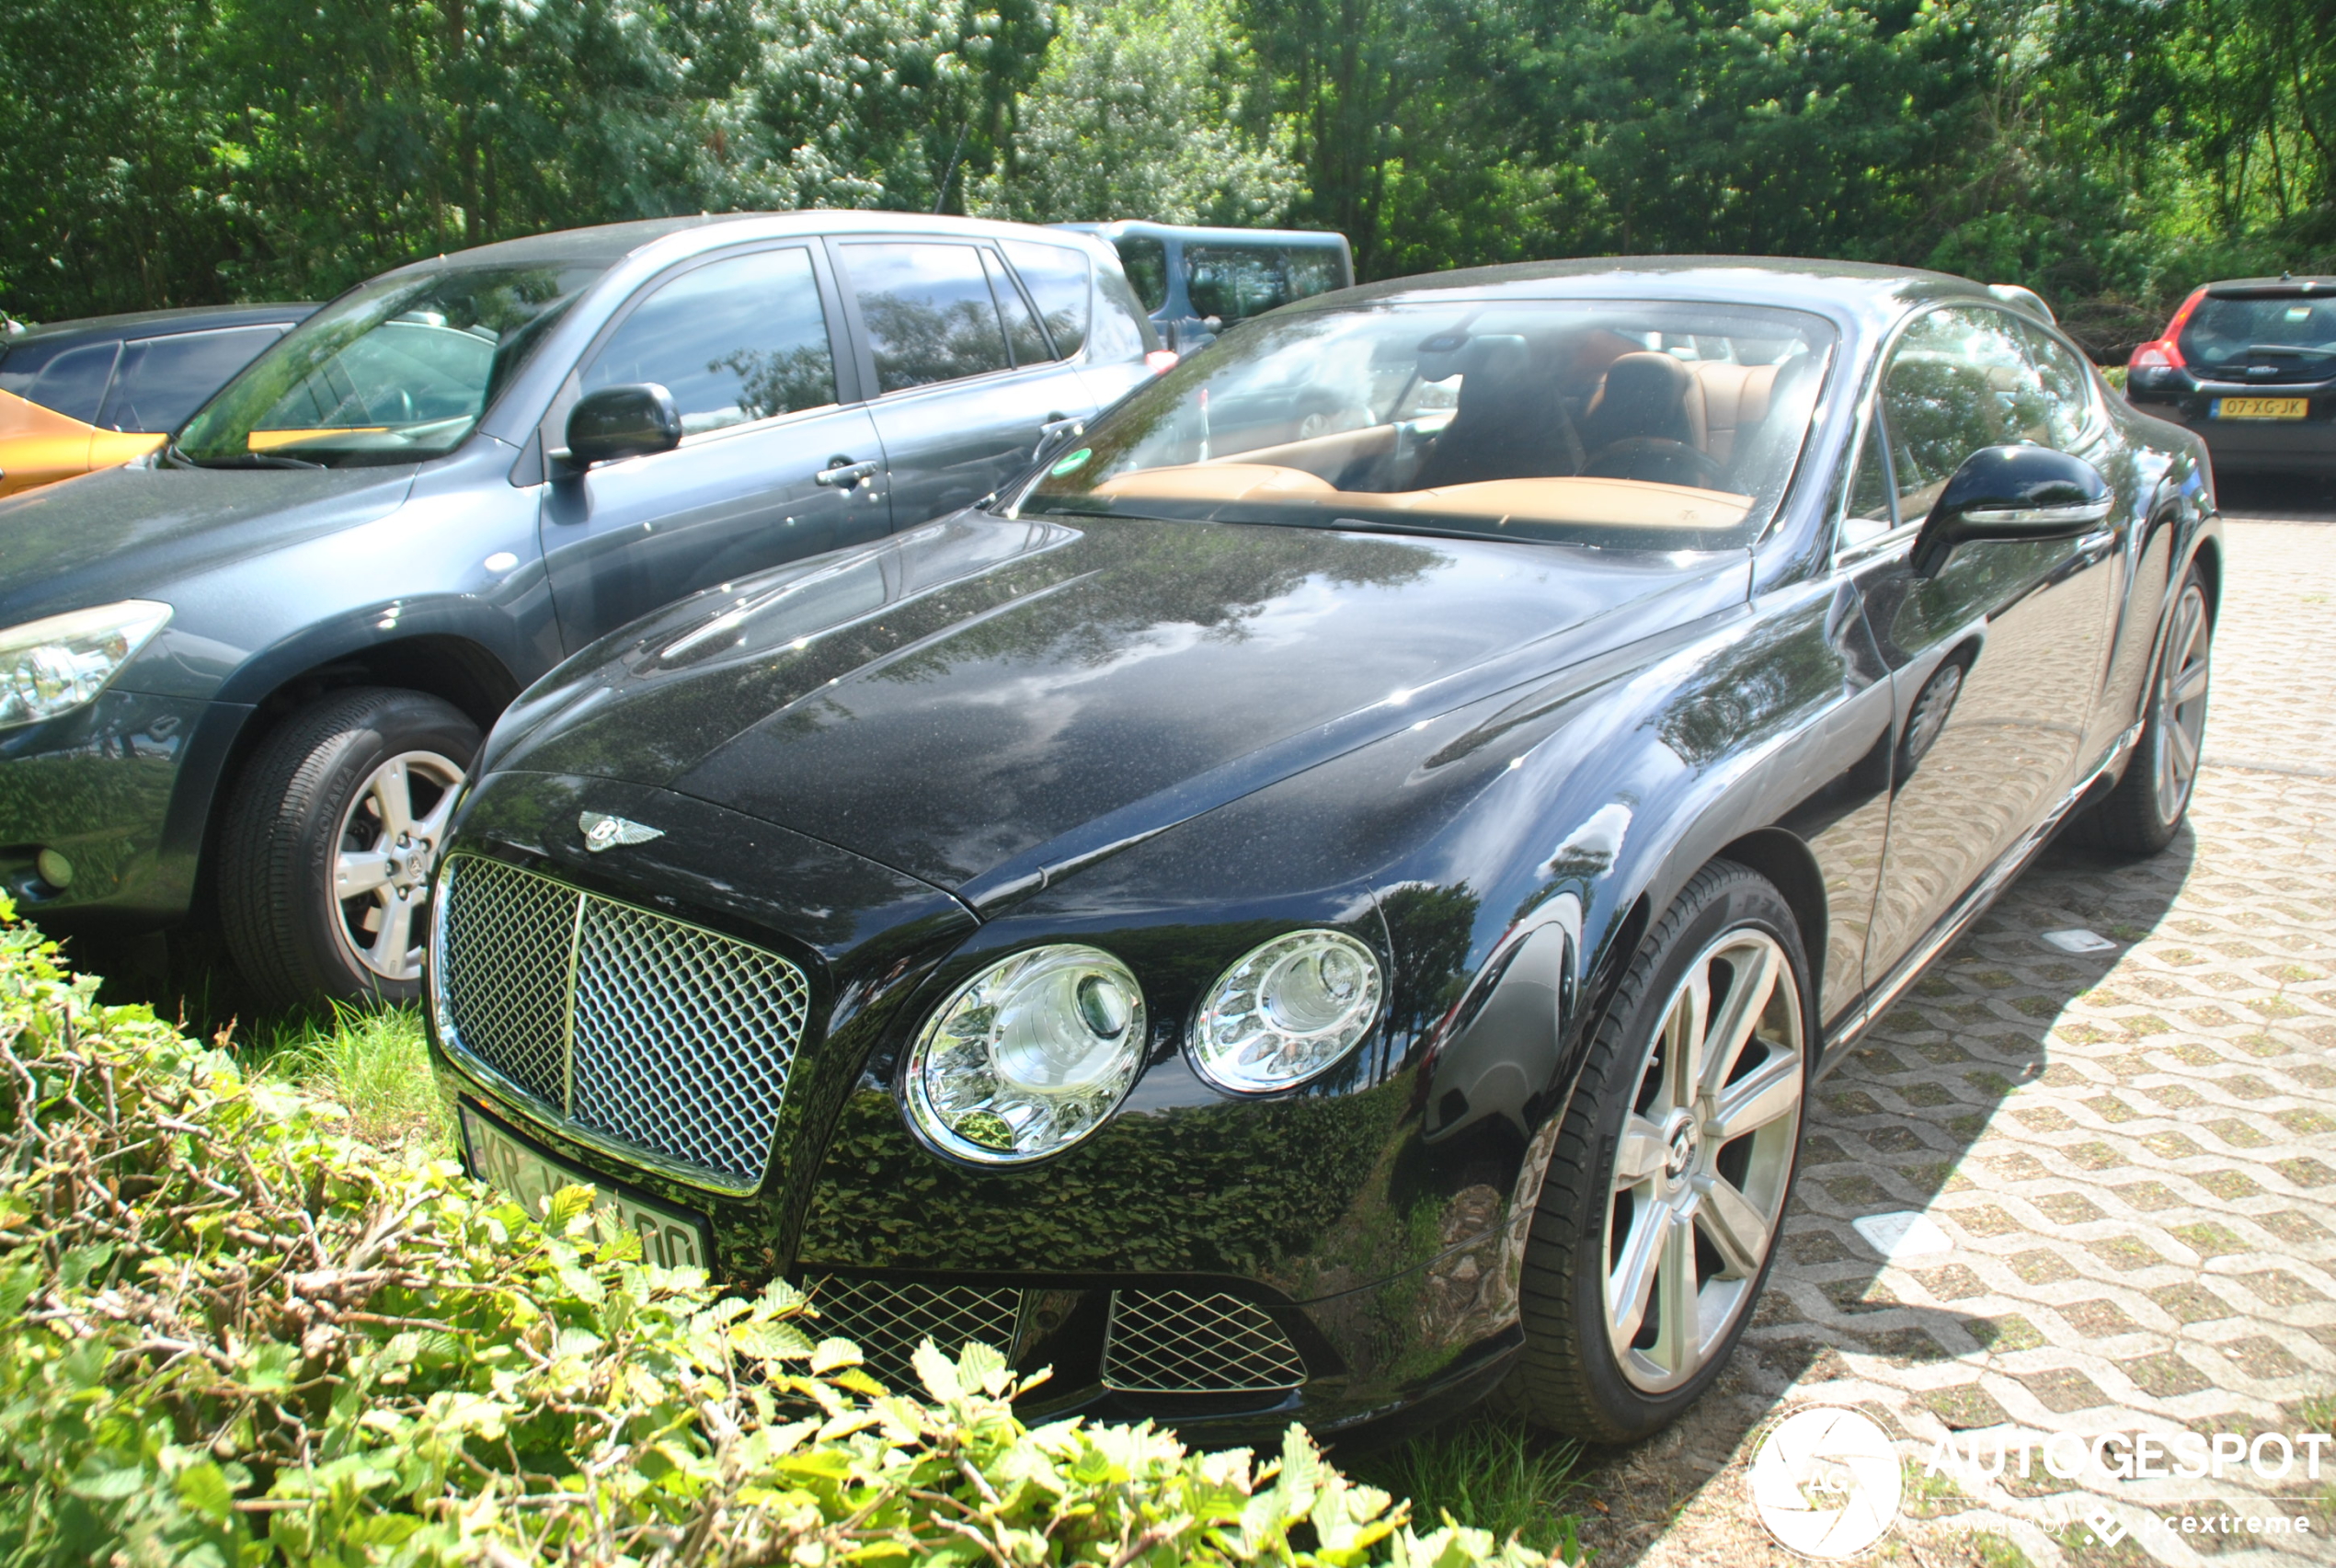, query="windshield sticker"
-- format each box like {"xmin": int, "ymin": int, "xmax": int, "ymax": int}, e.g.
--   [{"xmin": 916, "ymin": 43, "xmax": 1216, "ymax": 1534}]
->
[{"xmin": 1049, "ymin": 446, "xmax": 1094, "ymax": 476}]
